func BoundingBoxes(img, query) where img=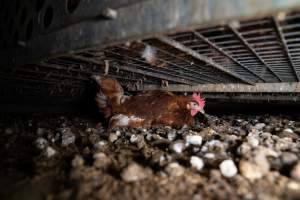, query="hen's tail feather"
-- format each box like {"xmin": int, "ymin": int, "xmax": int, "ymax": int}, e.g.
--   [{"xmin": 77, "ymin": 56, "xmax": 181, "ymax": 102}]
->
[{"xmin": 92, "ymin": 75, "xmax": 124, "ymax": 118}]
